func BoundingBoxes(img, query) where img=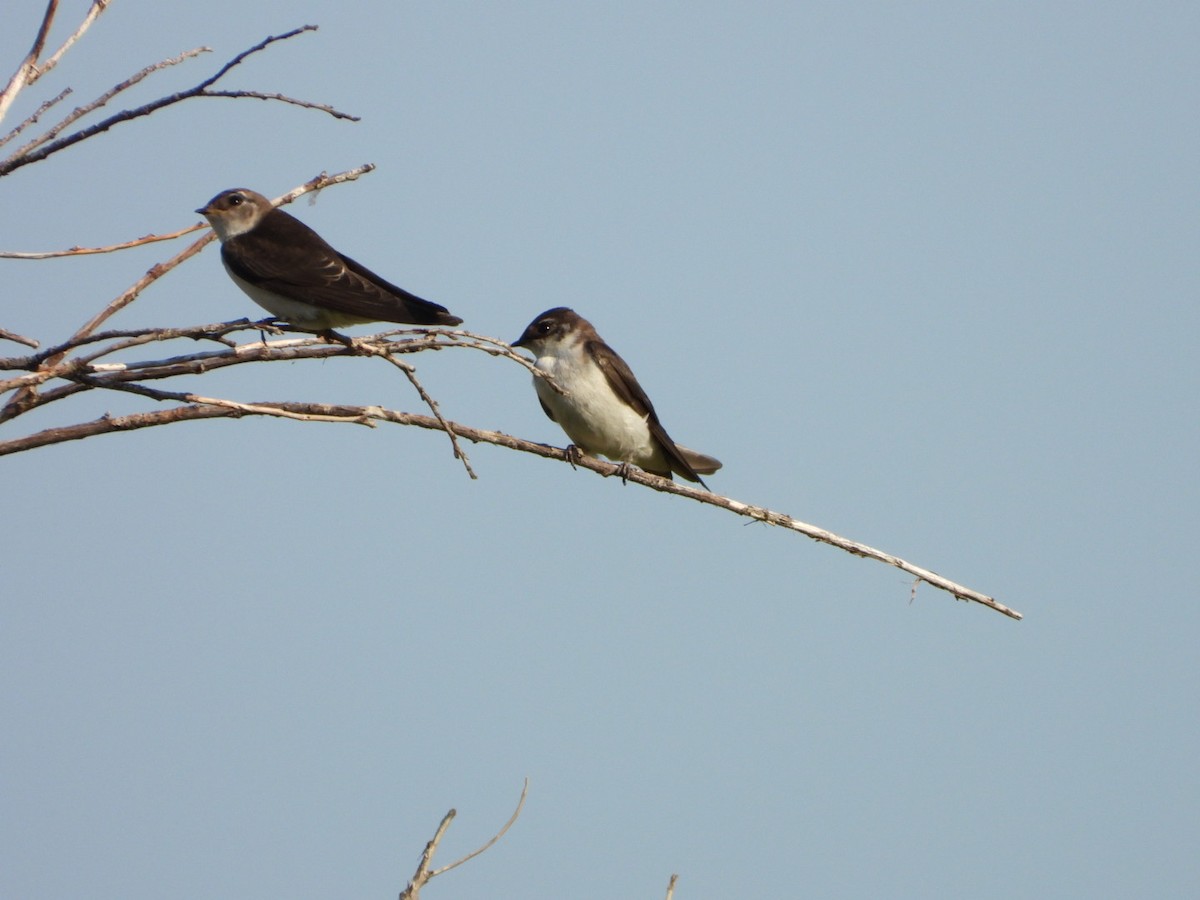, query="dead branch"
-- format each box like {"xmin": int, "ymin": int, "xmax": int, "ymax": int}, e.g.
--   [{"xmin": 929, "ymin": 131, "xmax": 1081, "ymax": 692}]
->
[
  {"xmin": 399, "ymin": 779, "xmax": 529, "ymax": 900},
  {"xmin": 0, "ymin": 324, "xmax": 565, "ymax": 423},
  {"xmin": 0, "ymin": 328, "xmax": 39, "ymax": 349},
  {"xmin": 0, "ymin": 87, "xmax": 71, "ymax": 148},
  {"xmin": 665, "ymin": 873, "xmax": 680, "ymax": 900},
  {"xmin": 369, "ymin": 348, "xmax": 478, "ymax": 479},
  {"xmin": 0, "ymin": 0, "xmax": 108, "ymax": 127},
  {"xmin": 0, "ymin": 319, "xmax": 1022, "ymax": 619},
  {"xmin": 0, "ymin": 1, "xmax": 109, "ymax": 127},
  {"xmin": 0, "ymin": 223, "xmax": 207, "ymax": 259},
  {"xmin": 32, "ymin": 1, "xmax": 111, "ymax": 86},
  {"xmin": 5, "ymin": 46, "xmax": 211, "ymax": 162},
  {"xmin": 0, "ymin": 0, "xmax": 59, "ymax": 122},
  {"xmin": 0, "ymin": 25, "xmax": 354, "ymax": 178}
]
